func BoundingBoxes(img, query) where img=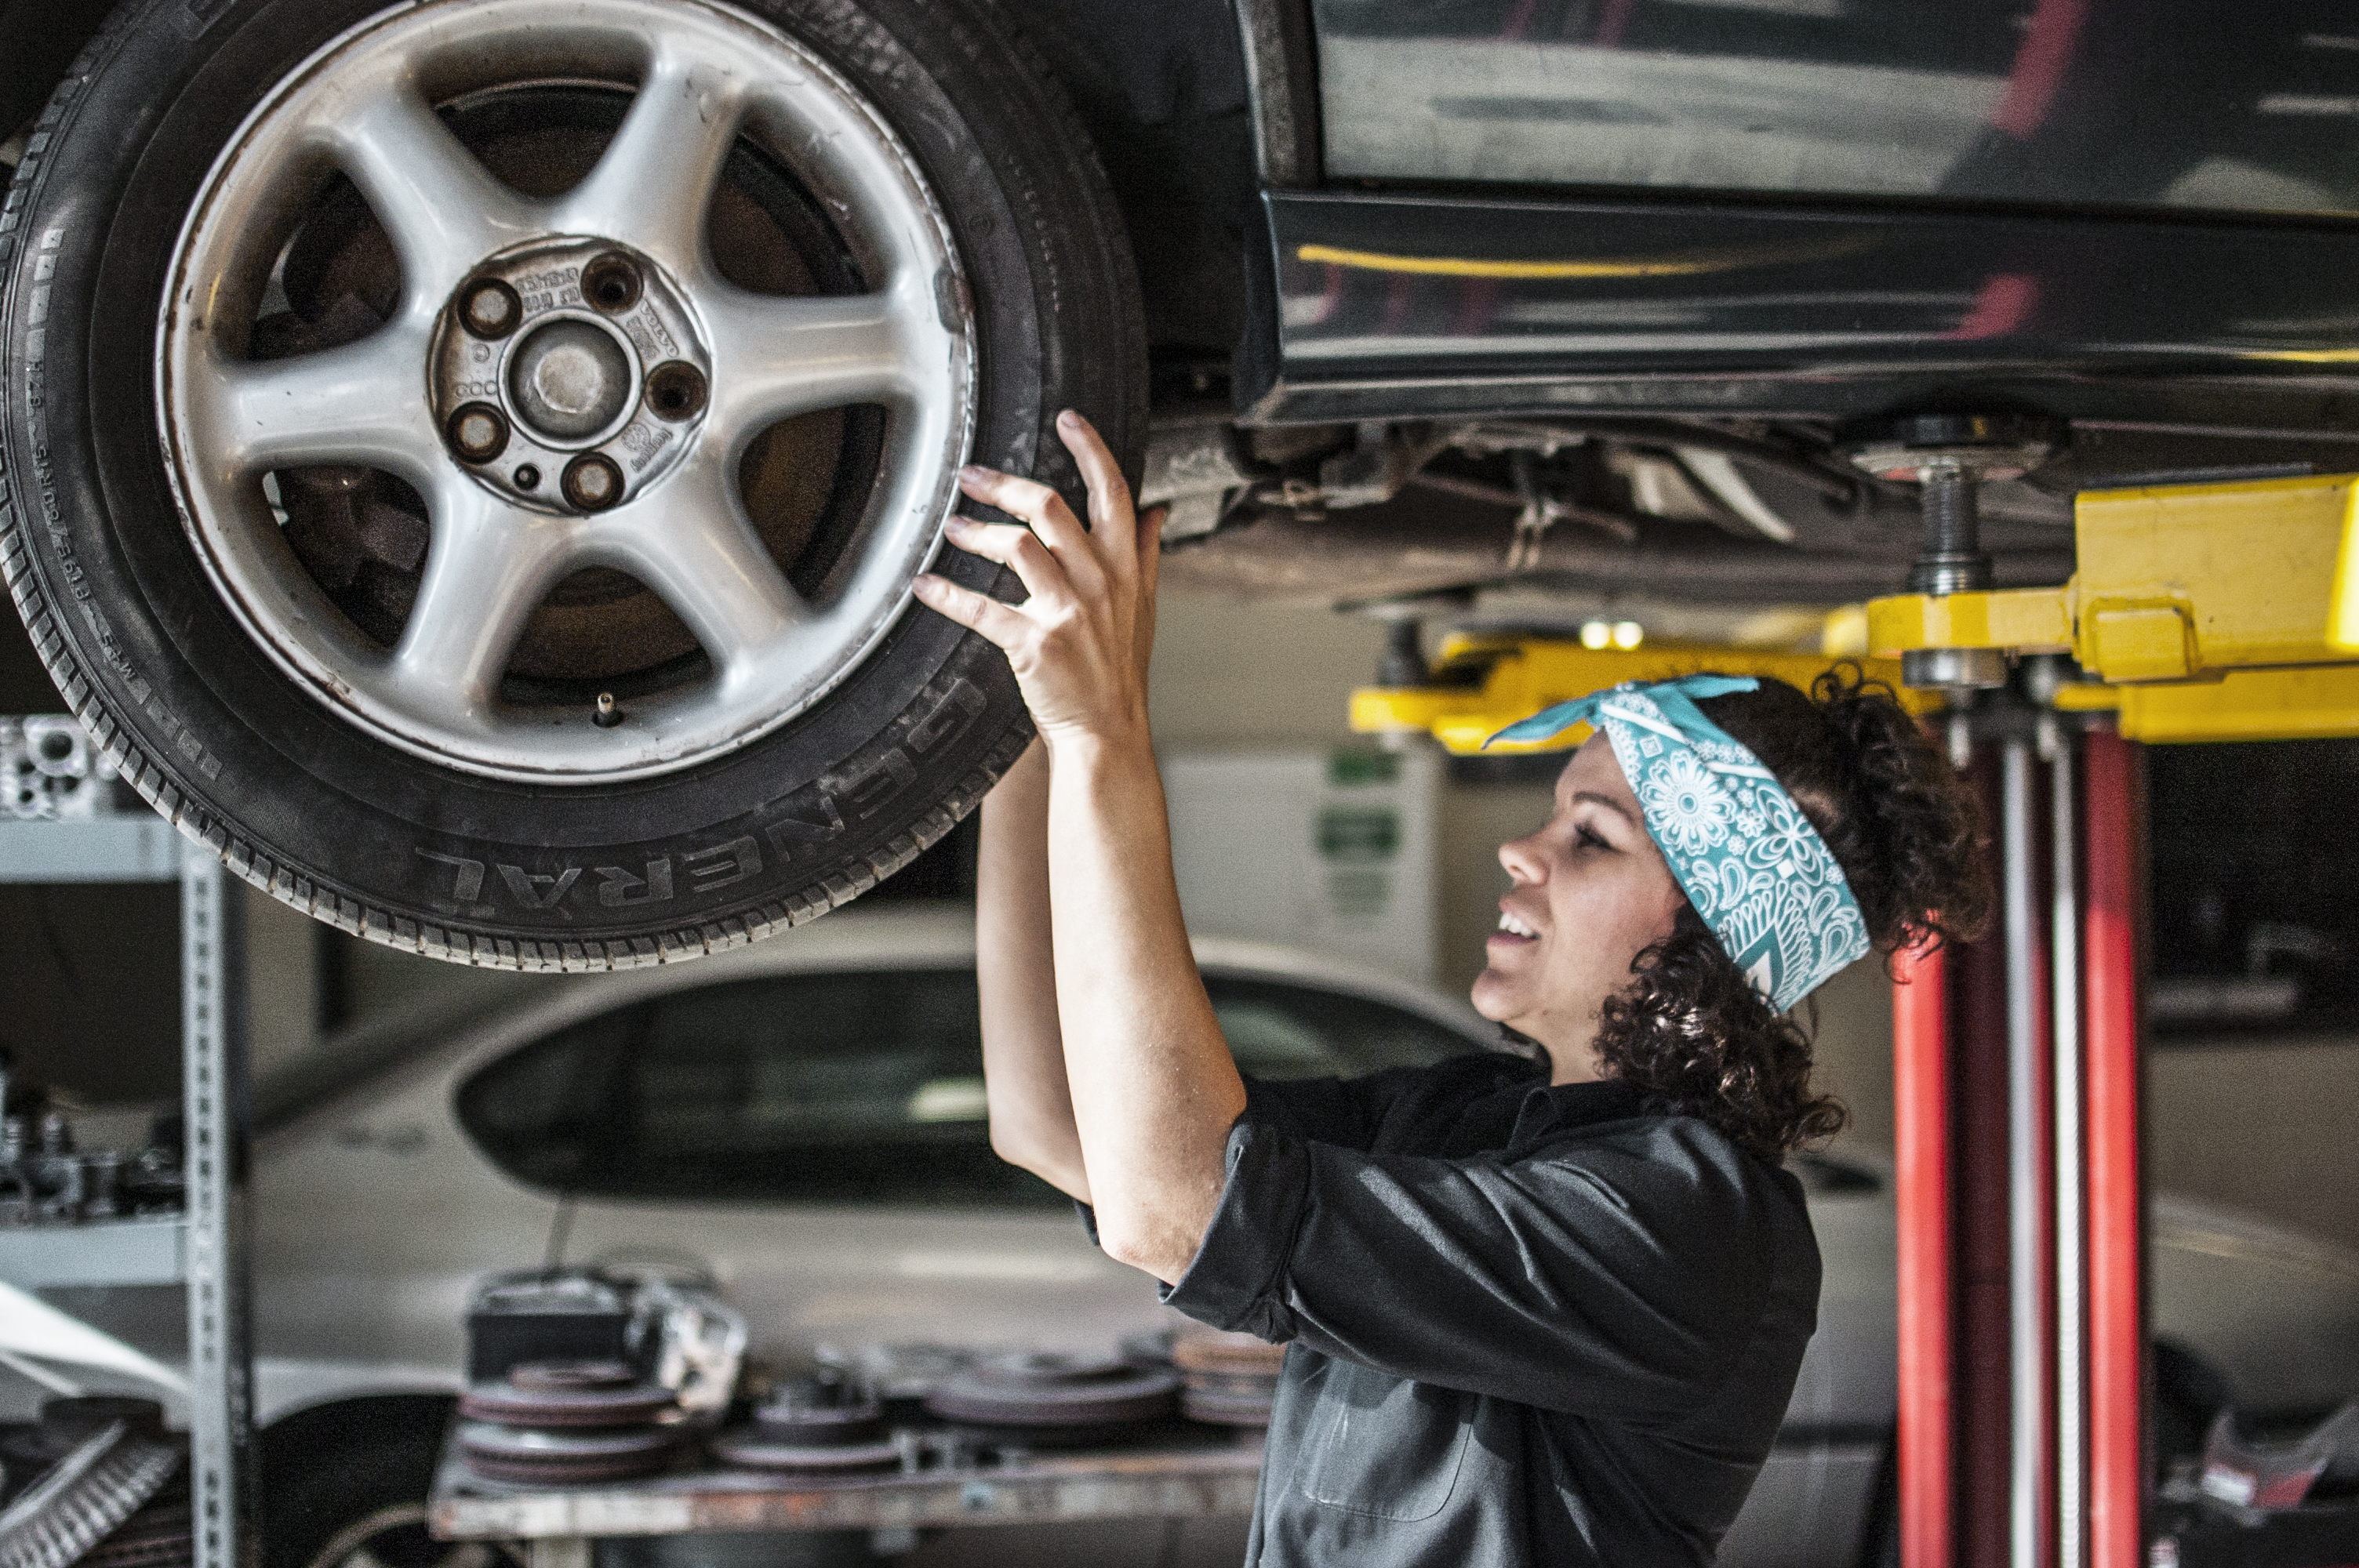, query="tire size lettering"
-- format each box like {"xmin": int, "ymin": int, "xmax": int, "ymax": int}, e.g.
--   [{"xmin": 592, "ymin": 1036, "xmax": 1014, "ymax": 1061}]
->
[{"xmin": 407, "ymin": 678, "xmax": 990, "ymax": 914}]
